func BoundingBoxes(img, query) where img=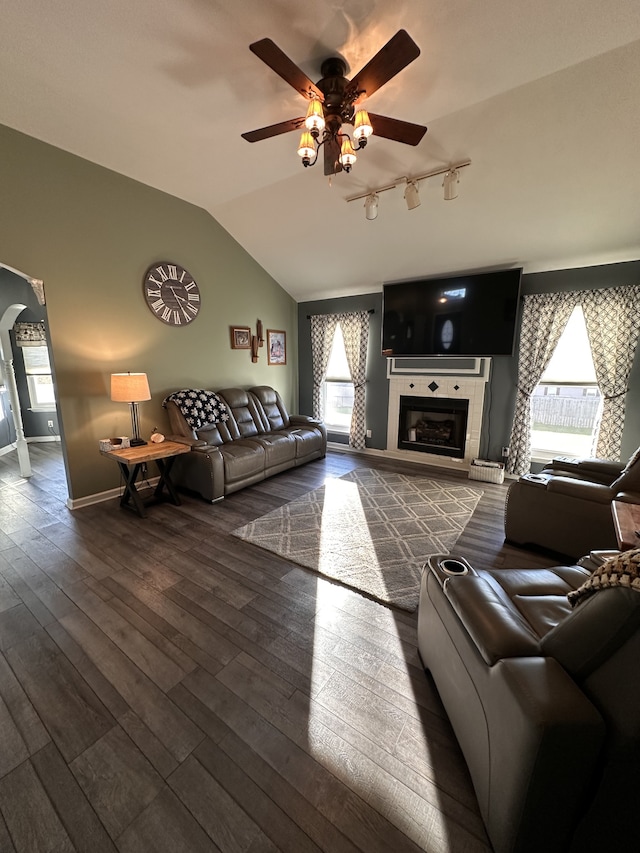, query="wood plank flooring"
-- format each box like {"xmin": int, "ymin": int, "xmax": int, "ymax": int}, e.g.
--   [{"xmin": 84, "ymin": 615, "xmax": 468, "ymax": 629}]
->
[{"xmin": 0, "ymin": 443, "xmax": 559, "ymax": 852}]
